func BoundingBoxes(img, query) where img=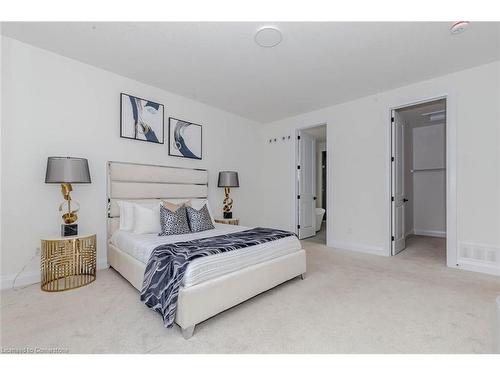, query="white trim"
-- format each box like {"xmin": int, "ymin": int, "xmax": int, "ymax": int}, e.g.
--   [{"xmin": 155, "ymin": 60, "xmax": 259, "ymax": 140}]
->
[
  {"xmin": 445, "ymin": 92, "xmax": 458, "ymax": 267},
  {"xmin": 457, "ymin": 241, "xmax": 500, "ymax": 276},
  {"xmin": 328, "ymin": 240, "xmax": 387, "ymax": 257},
  {"xmin": 456, "ymin": 261, "xmax": 500, "ymax": 277},
  {"xmin": 387, "ymin": 94, "xmax": 458, "ymax": 269},
  {"xmin": 413, "ymin": 229, "xmax": 446, "ymax": 238},
  {"xmin": 293, "ymin": 122, "xmax": 329, "ymax": 243},
  {"xmin": 1, "ymin": 270, "xmax": 40, "ymax": 290},
  {"xmin": 0, "ymin": 259, "xmax": 109, "ymax": 290}
]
